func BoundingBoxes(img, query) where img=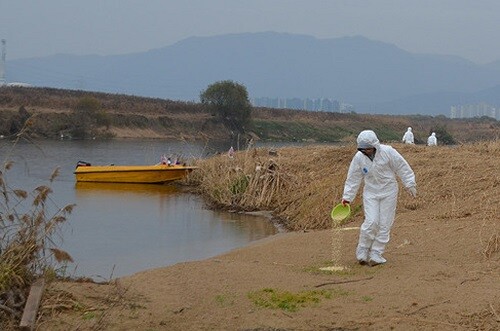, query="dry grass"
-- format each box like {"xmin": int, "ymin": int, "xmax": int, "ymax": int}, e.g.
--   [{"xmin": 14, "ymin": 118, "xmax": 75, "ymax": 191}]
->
[
  {"xmin": 191, "ymin": 141, "xmax": 500, "ymax": 239},
  {"xmin": 0, "ymin": 130, "xmax": 75, "ymax": 328},
  {"xmin": 482, "ymin": 233, "xmax": 500, "ymax": 259},
  {"xmin": 190, "ymin": 144, "xmax": 362, "ymax": 230},
  {"xmin": 190, "ymin": 148, "xmax": 293, "ymax": 211}
]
